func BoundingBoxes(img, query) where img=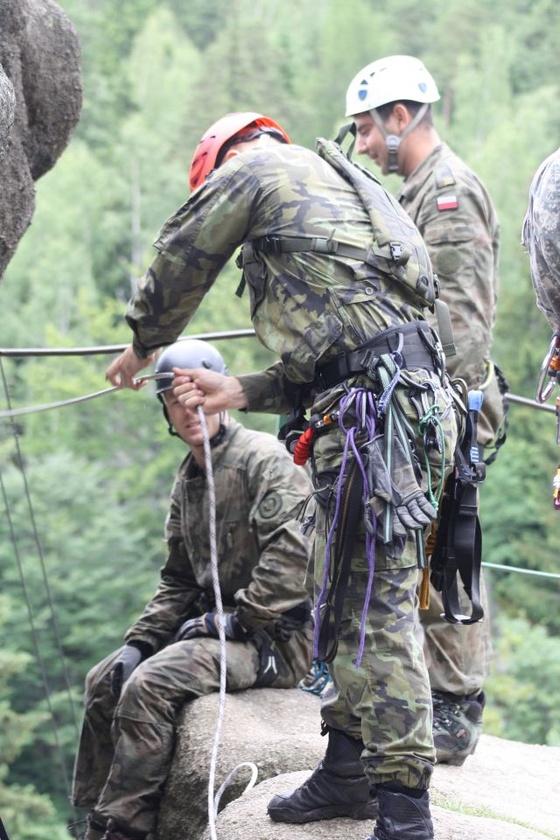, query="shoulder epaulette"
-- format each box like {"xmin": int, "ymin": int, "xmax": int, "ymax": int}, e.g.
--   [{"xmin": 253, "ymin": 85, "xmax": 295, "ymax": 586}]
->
[{"xmin": 434, "ymin": 163, "xmax": 456, "ymax": 190}]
